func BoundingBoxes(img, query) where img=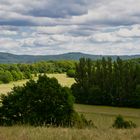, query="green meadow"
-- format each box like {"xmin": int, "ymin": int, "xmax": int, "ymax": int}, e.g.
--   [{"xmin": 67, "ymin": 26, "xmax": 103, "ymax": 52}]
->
[{"xmin": 0, "ymin": 73, "xmax": 75, "ymax": 95}]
